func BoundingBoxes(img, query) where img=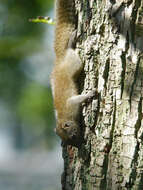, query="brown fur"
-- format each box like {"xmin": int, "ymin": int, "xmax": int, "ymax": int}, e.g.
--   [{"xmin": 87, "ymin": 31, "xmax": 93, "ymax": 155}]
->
[
  {"xmin": 51, "ymin": 0, "xmax": 95, "ymax": 146},
  {"xmin": 54, "ymin": 0, "xmax": 76, "ymax": 63},
  {"xmin": 51, "ymin": 49, "xmax": 82, "ymax": 145}
]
